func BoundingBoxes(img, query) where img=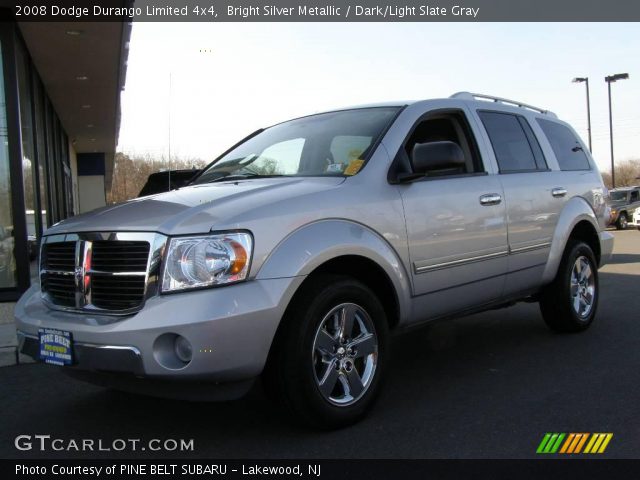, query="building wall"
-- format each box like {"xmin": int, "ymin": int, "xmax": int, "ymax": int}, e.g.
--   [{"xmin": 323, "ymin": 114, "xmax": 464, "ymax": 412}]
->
[
  {"xmin": 0, "ymin": 22, "xmax": 81, "ymax": 299},
  {"xmin": 78, "ymin": 176, "xmax": 106, "ymax": 214},
  {"xmin": 77, "ymin": 152, "xmax": 106, "ymax": 214}
]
